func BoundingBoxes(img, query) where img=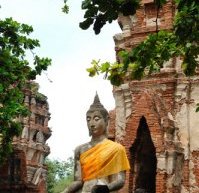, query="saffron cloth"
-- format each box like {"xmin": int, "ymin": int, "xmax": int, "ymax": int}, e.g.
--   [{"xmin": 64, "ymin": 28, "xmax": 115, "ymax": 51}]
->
[{"xmin": 80, "ymin": 139, "xmax": 130, "ymax": 181}]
